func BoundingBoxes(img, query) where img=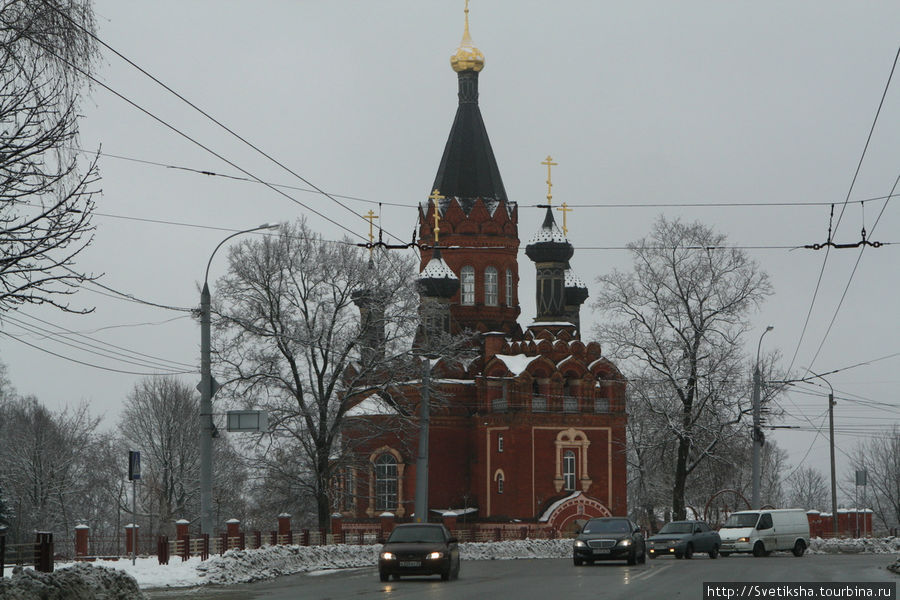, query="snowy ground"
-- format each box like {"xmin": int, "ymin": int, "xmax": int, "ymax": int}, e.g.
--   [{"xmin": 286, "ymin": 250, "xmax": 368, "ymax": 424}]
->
[{"xmin": 4, "ymin": 537, "xmax": 898, "ymax": 590}]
